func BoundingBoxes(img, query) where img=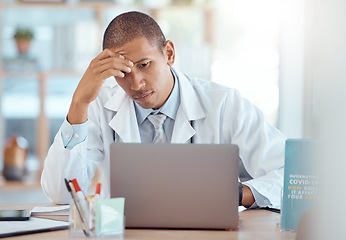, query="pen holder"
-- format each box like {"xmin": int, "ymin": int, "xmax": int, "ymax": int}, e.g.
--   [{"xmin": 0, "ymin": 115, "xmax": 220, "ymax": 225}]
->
[
  {"xmin": 69, "ymin": 197, "xmax": 125, "ymax": 239},
  {"xmin": 69, "ymin": 196, "xmax": 96, "ymax": 238}
]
